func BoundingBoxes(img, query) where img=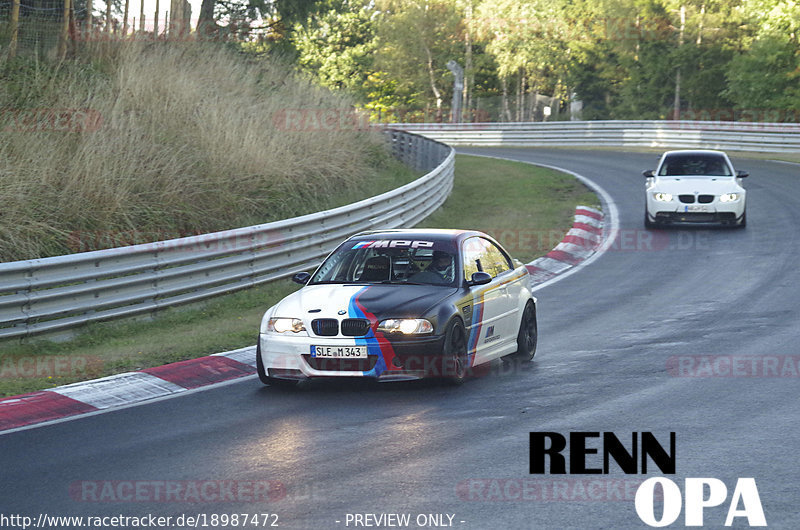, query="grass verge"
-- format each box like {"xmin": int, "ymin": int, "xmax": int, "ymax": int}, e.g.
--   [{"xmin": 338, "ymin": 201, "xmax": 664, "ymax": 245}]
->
[
  {"xmin": 419, "ymin": 154, "xmax": 598, "ymax": 263},
  {"xmin": 0, "ymin": 154, "xmax": 598, "ymax": 397},
  {"xmin": 0, "ymin": 42, "xmax": 398, "ymax": 261}
]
